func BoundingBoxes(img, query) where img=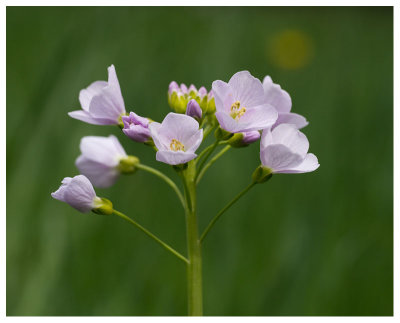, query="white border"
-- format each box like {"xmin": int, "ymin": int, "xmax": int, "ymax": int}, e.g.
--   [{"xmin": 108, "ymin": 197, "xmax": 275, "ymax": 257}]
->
[{"xmin": 2, "ymin": 1, "xmax": 397, "ymax": 321}]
